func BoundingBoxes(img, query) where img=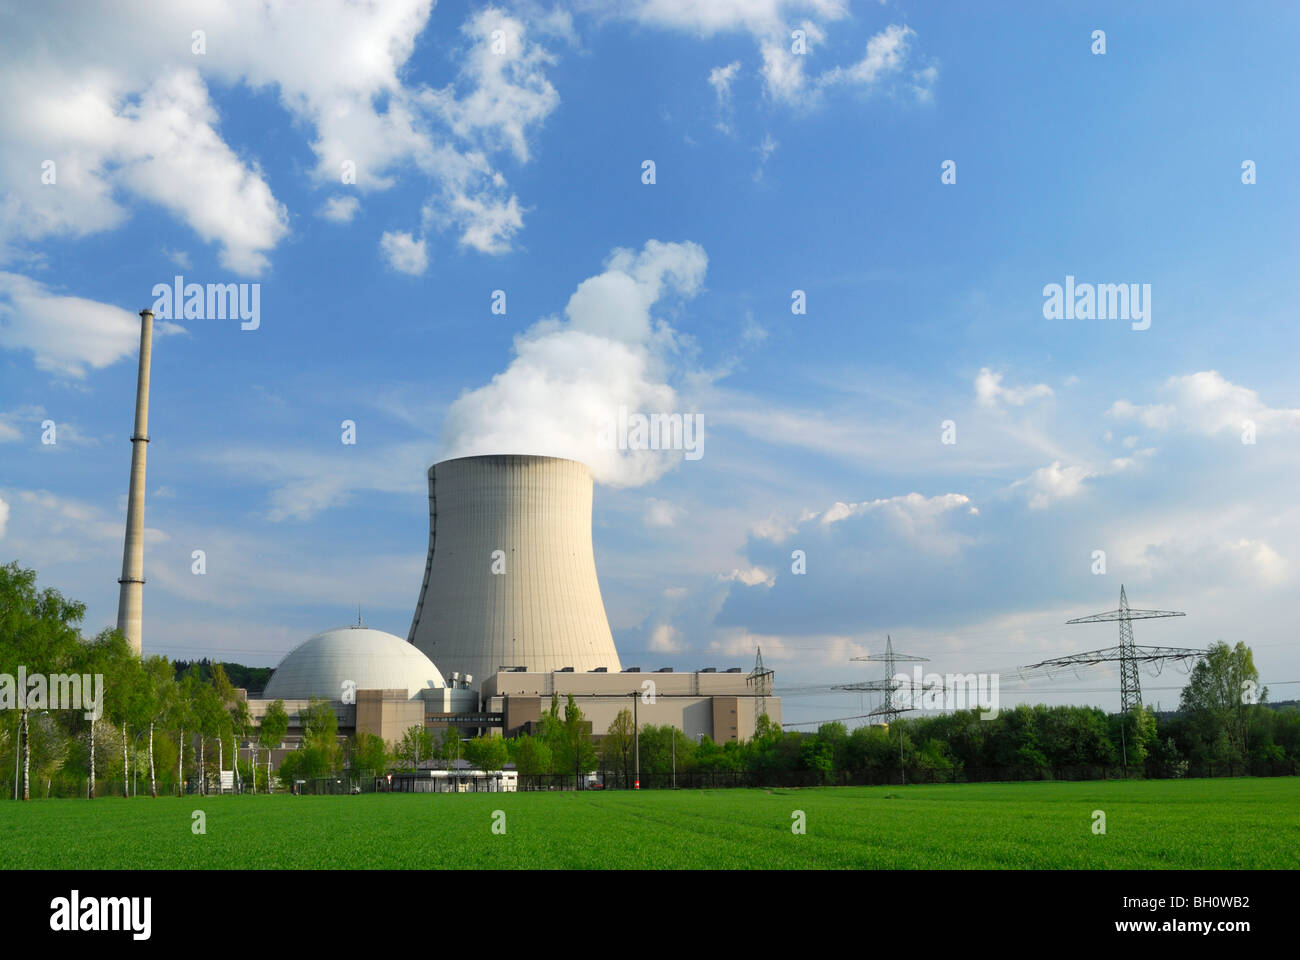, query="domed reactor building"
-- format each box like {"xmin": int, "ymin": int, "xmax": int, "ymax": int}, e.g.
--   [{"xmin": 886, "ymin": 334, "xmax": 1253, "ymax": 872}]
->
[{"xmin": 408, "ymin": 454, "xmax": 623, "ymax": 683}]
